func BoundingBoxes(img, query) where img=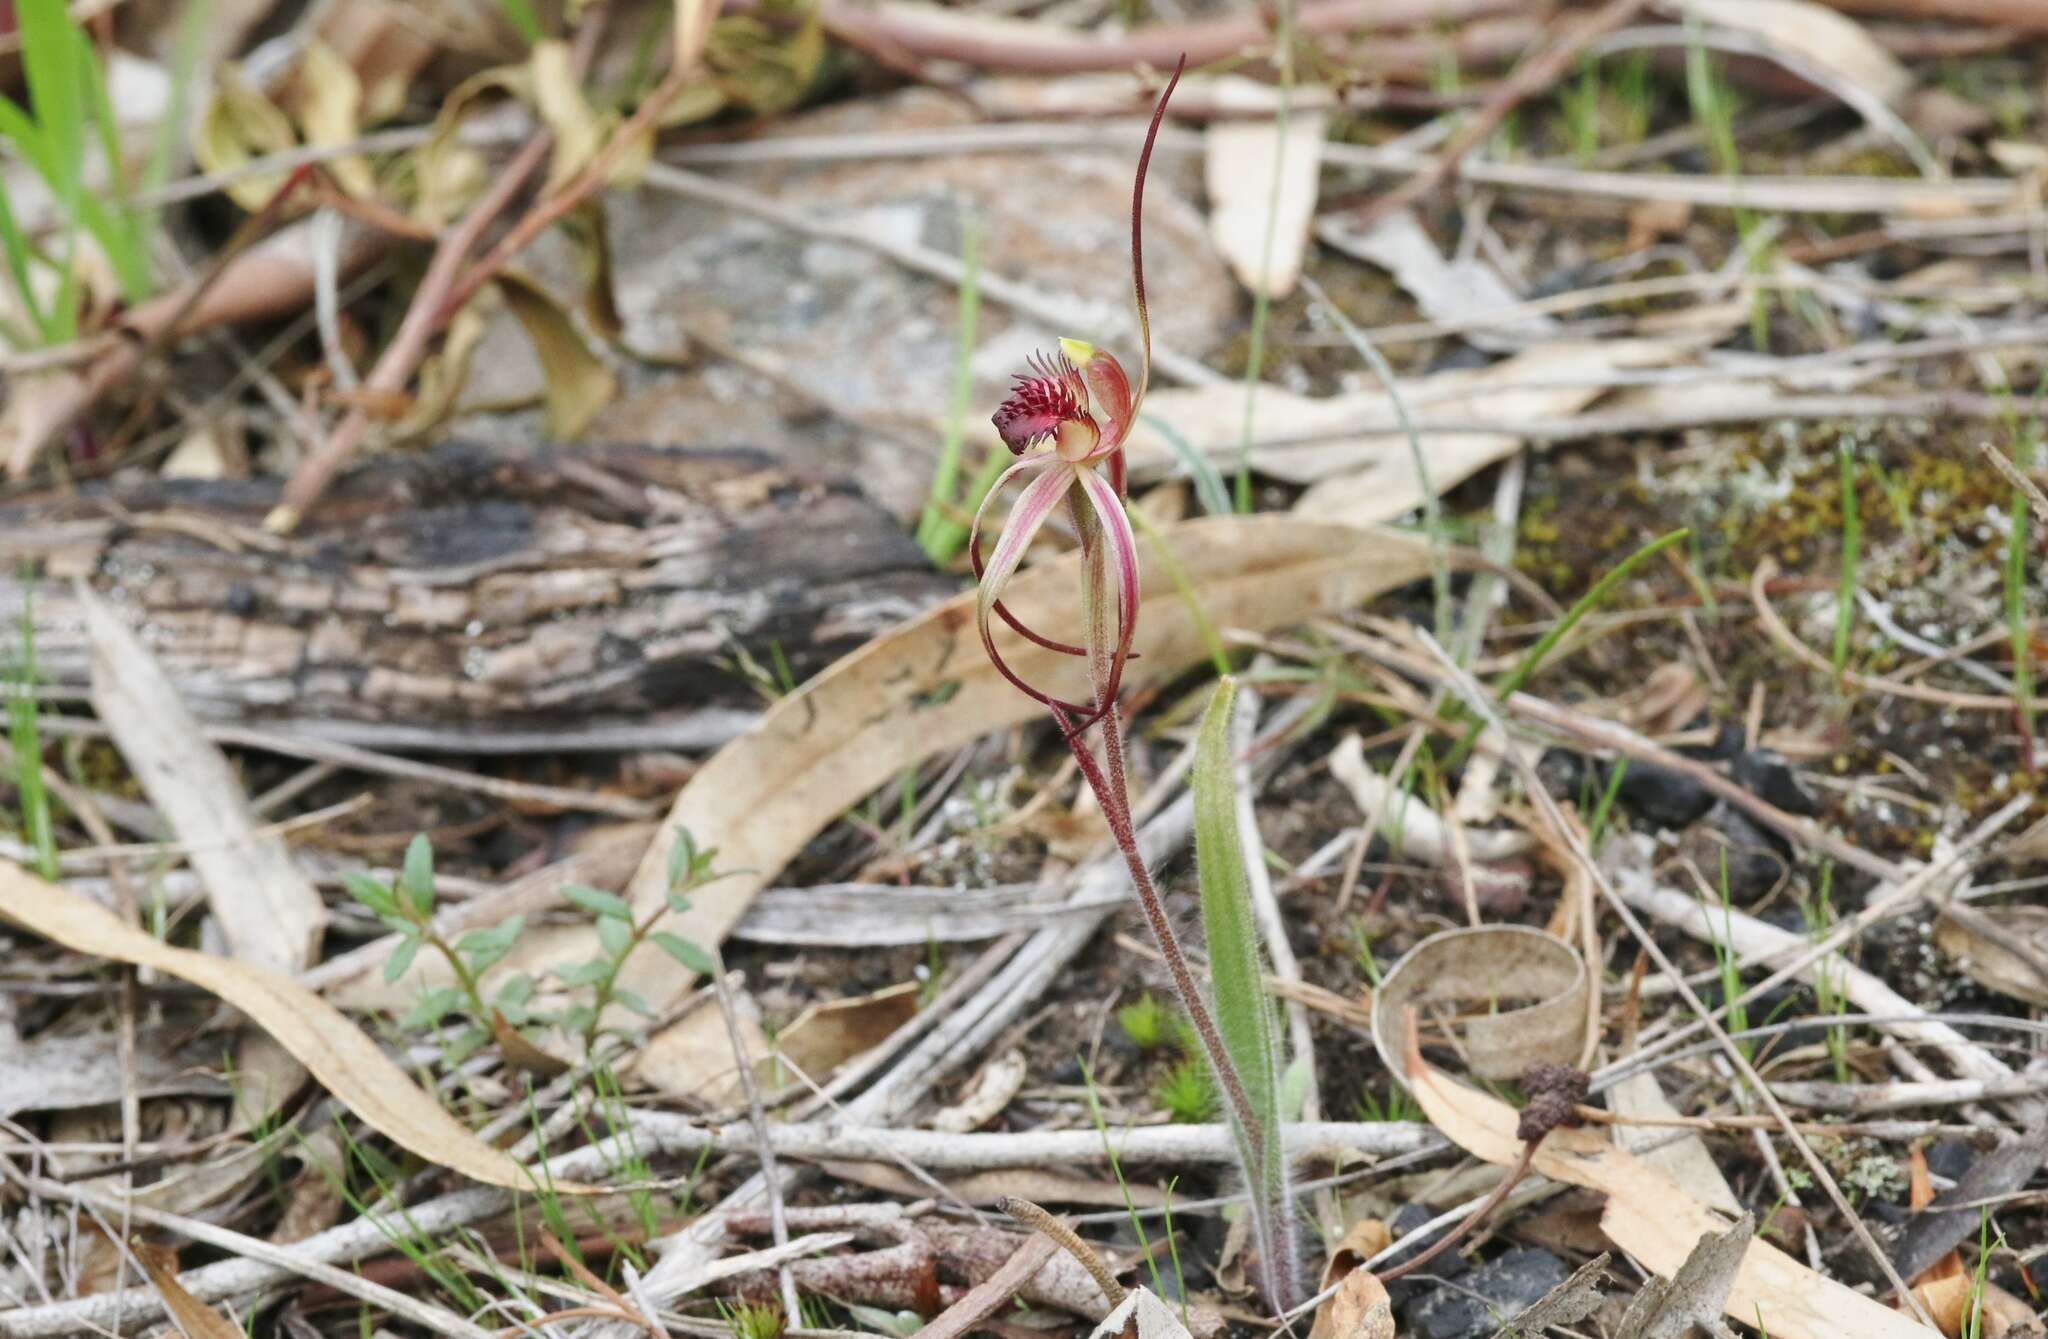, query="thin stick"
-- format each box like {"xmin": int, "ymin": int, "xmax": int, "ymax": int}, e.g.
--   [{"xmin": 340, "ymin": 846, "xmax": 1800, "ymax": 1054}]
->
[
  {"xmin": 1748, "ymin": 559, "xmax": 2013, "ymax": 711},
  {"xmin": 1505, "ymin": 692, "xmax": 1901, "ymax": 881},
  {"xmin": 0, "ymin": 1168, "xmax": 492, "ymax": 1339},
  {"xmin": 265, "ymin": 11, "xmax": 612, "ymax": 531},
  {"xmin": 706, "ymin": 955, "xmax": 801, "ymax": 1323},
  {"xmin": 813, "ymin": 0, "xmax": 1519, "ymax": 75},
  {"xmin": 1351, "ymin": 0, "xmax": 1652, "ymax": 229},
  {"xmin": 998, "ymin": 1197, "xmax": 1125, "ymax": 1309},
  {"xmin": 911, "ymin": 1236, "xmax": 1056, "ymax": 1339},
  {"xmin": 1973, "ymin": 435, "xmax": 2048, "ymax": 527},
  {"xmin": 1415, "ymin": 632, "xmax": 1939, "ymax": 1328}
]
